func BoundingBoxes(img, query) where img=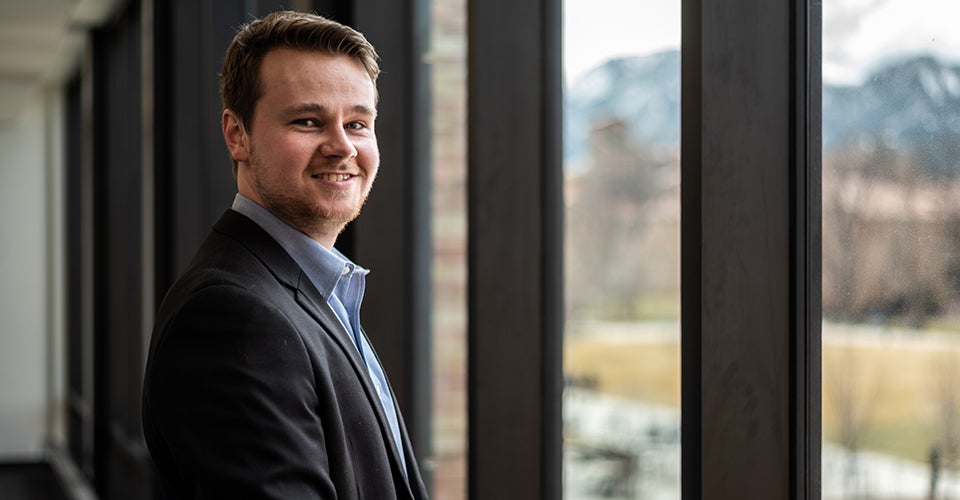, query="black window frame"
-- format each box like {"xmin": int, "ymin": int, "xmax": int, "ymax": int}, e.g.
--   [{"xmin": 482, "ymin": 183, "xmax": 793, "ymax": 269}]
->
[
  {"xmin": 681, "ymin": 0, "xmax": 821, "ymax": 497},
  {"xmin": 467, "ymin": 0, "xmax": 822, "ymax": 498}
]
